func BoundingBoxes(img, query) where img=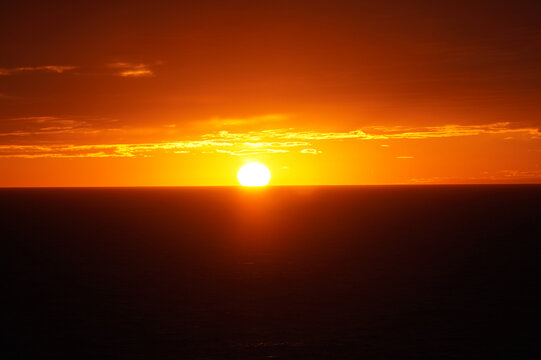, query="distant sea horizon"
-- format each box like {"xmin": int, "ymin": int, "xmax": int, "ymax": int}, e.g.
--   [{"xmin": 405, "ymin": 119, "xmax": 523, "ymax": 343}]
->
[
  {"xmin": 3, "ymin": 185, "xmax": 539, "ymax": 359},
  {"xmin": 2, "ymin": 183, "xmax": 541, "ymax": 188}
]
